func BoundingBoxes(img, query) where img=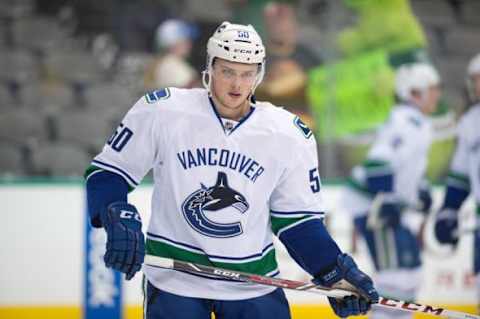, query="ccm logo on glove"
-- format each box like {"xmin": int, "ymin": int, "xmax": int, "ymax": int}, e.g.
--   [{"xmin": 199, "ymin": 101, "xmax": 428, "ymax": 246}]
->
[{"xmin": 119, "ymin": 210, "xmax": 142, "ymax": 222}]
